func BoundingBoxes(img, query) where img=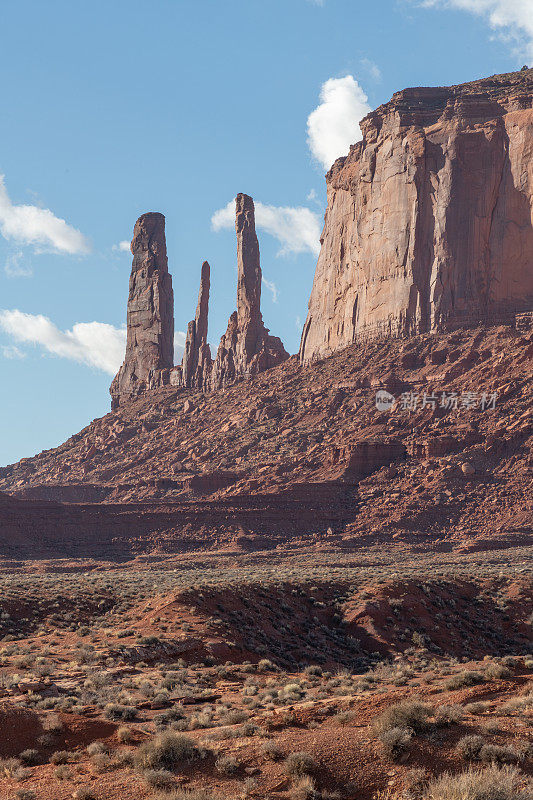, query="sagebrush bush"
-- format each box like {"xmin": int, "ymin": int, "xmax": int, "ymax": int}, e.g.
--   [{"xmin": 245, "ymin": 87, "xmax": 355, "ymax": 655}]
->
[
  {"xmin": 479, "ymin": 744, "xmax": 520, "ymax": 765},
  {"xmin": 457, "ymin": 735, "xmax": 486, "ymax": 761},
  {"xmin": 284, "ymin": 752, "xmax": 317, "ymax": 777},
  {"xmin": 421, "ymin": 764, "xmax": 533, "ymax": 800},
  {"xmin": 261, "ymin": 740, "xmax": 283, "ymax": 761},
  {"xmin": 379, "ymin": 726, "xmax": 412, "ymax": 761},
  {"xmin": 374, "ymin": 700, "xmax": 432, "ymax": 734},
  {"xmin": 135, "ymin": 732, "xmax": 204, "ymax": 772},
  {"xmin": 215, "ymin": 754, "xmax": 240, "ymax": 775},
  {"xmin": 445, "ymin": 671, "xmax": 484, "ymax": 690},
  {"xmin": 144, "ymin": 768, "xmax": 176, "ymax": 789}
]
